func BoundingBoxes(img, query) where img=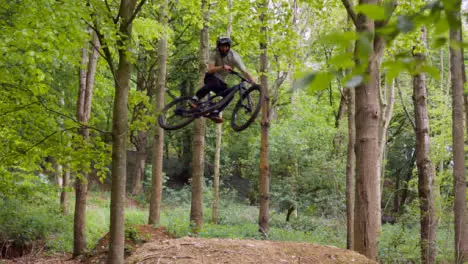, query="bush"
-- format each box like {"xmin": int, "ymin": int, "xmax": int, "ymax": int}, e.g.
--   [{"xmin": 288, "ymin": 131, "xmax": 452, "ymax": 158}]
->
[{"xmin": 0, "ymin": 197, "xmax": 71, "ymax": 252}]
